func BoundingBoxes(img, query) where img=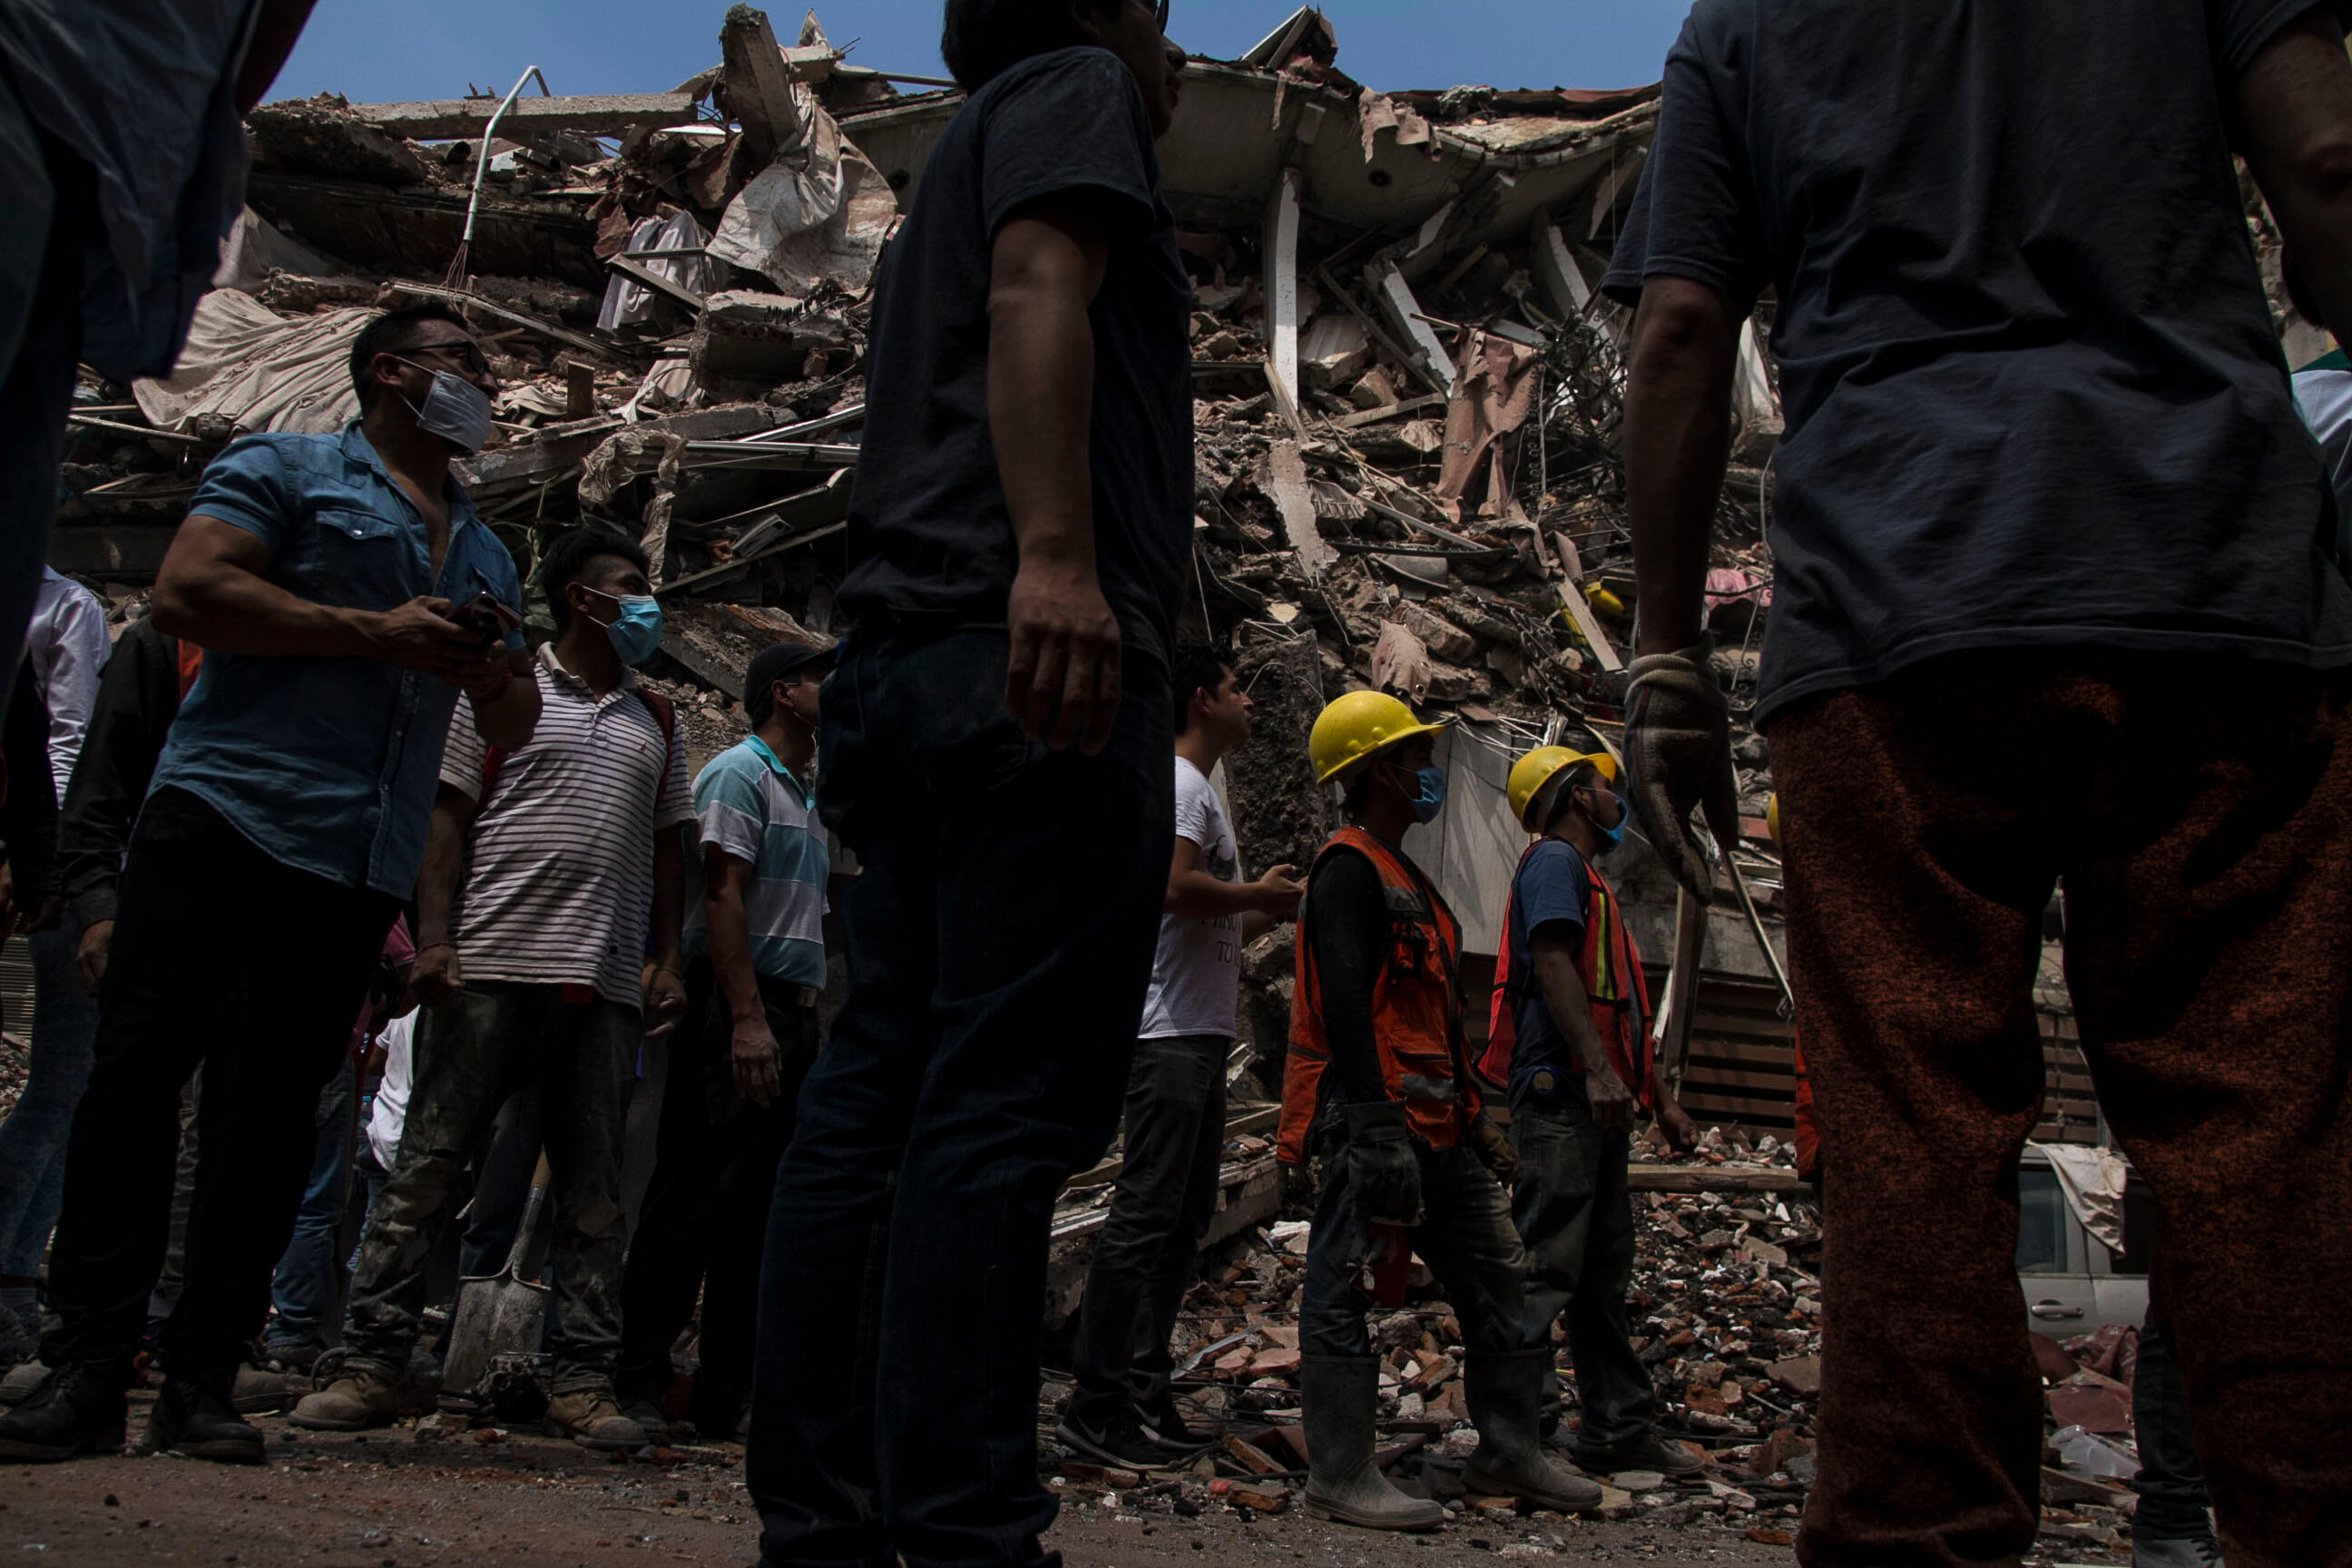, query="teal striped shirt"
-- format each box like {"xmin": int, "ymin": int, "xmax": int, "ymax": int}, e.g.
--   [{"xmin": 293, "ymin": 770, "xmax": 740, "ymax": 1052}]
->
[{"xmin": 681, "ymin": 736, "xmax": 828, "ymax": 986}]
